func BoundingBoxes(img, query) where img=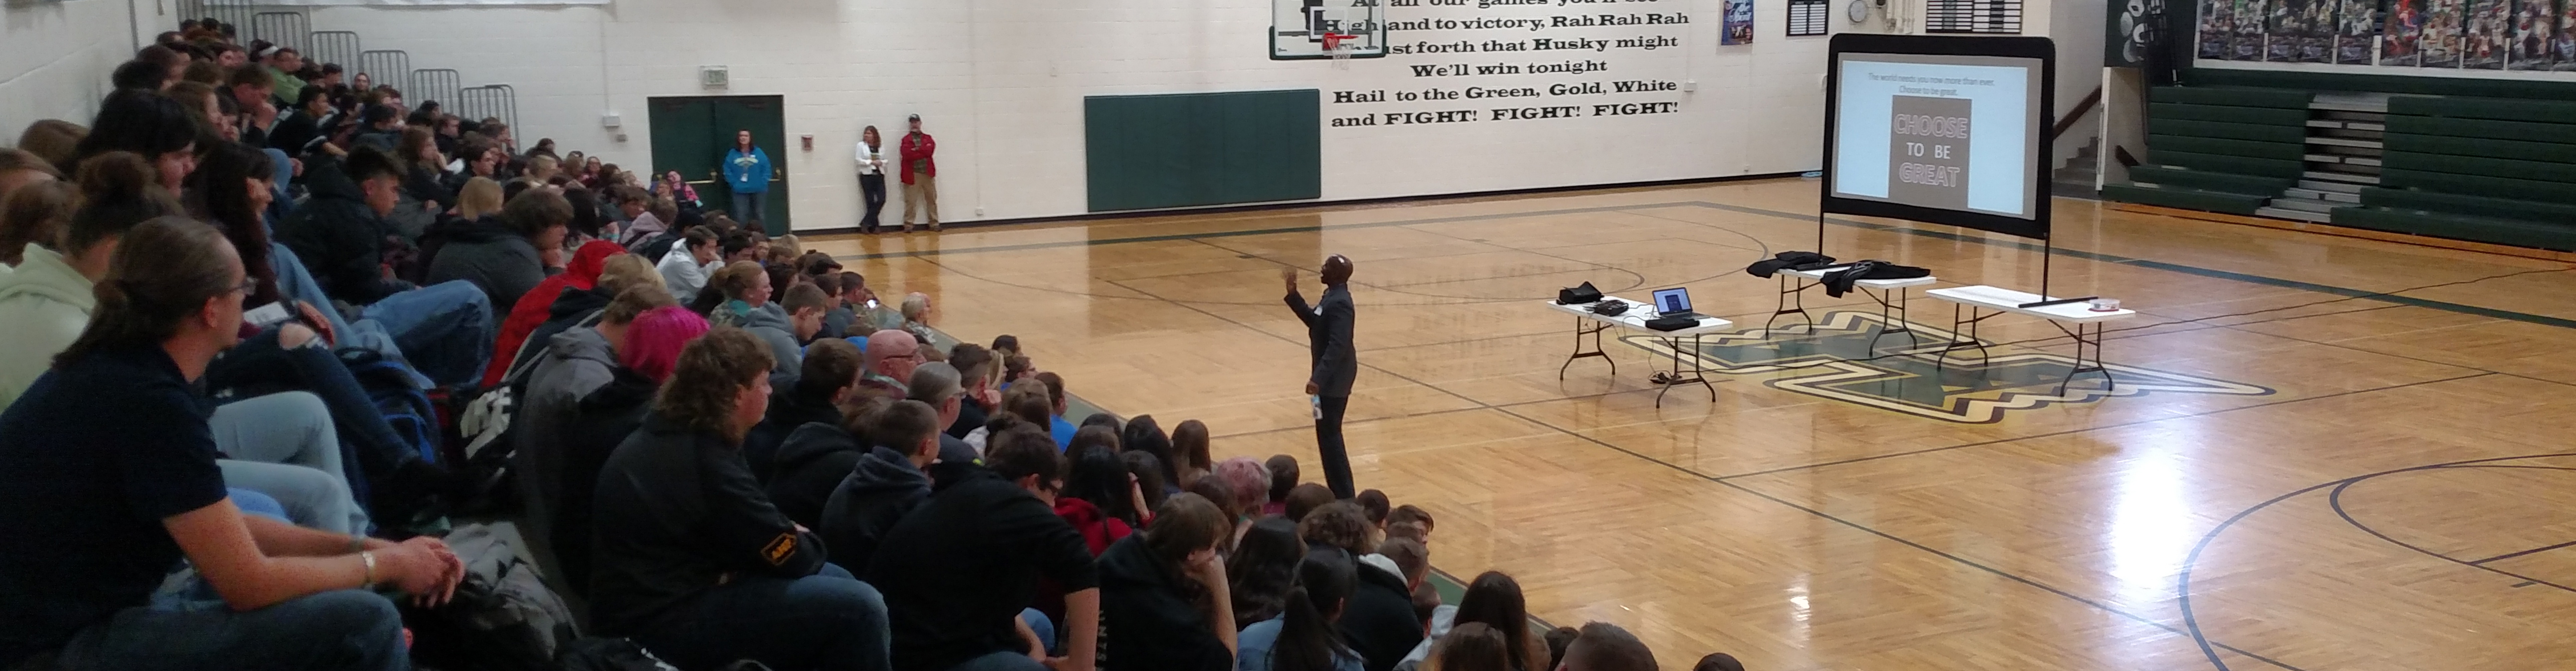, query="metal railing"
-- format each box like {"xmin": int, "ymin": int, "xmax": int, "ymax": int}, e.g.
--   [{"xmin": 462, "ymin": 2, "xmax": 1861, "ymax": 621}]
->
[
  {"xmin": 357, "ymin": 50, "xmax": 411, "ymax": 95},
  {"xmin": 202, "ymin": 0, "xmax": 260, "ymax": 40},
  {"xmin": 173, "ymin": 0, "xmax": 206, "ymax": 27},
  {"xmin": 249, "ymin": 11, "xmax": 308, "ymax": 52},
  {"xmin": 453, "ymin": 85, "xmax": 518, "ymax": 131},
  {"xmin": 308, "ymin": 31, "xmax": 361, "ymax": 71},
  {"xmin": 412, "ymin": 69, "xmax": 463, "ymax": 111}
]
